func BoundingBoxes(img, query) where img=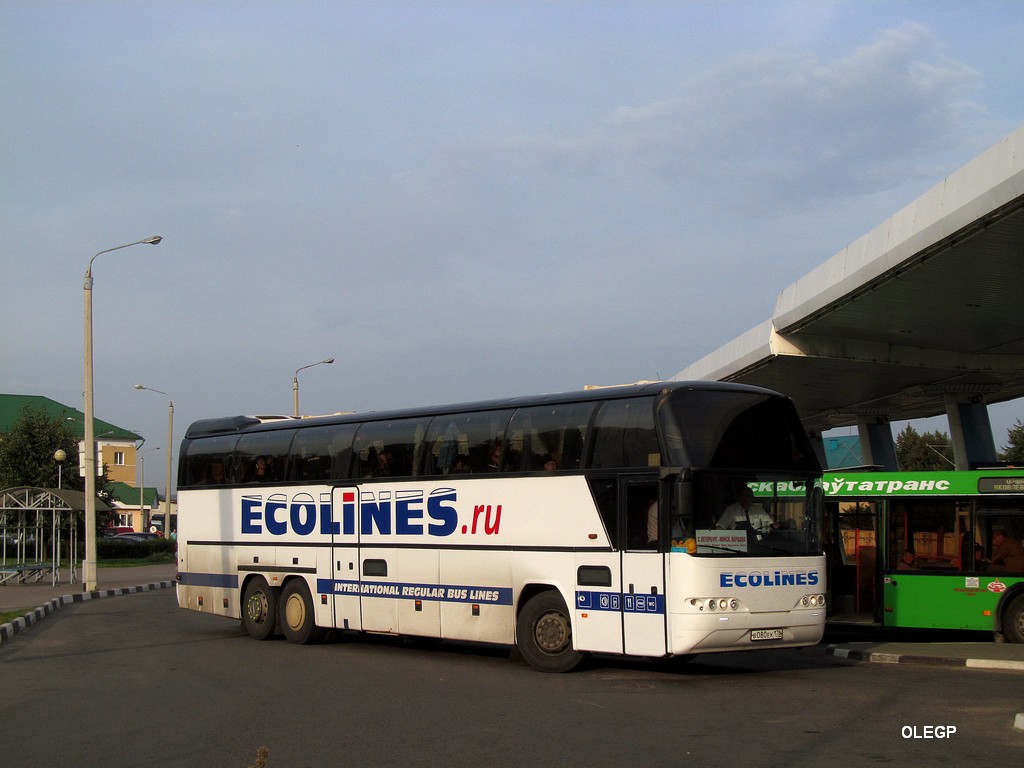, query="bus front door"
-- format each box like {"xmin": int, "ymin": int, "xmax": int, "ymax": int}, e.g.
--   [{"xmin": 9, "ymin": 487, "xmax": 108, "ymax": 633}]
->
[
  {"xmin": 329, "ymin": 486, "xmax": 363, "ymax": 631},
  {"xmin": 621, "ymin": 478, "xmax": 667, "ymax": 657}
]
